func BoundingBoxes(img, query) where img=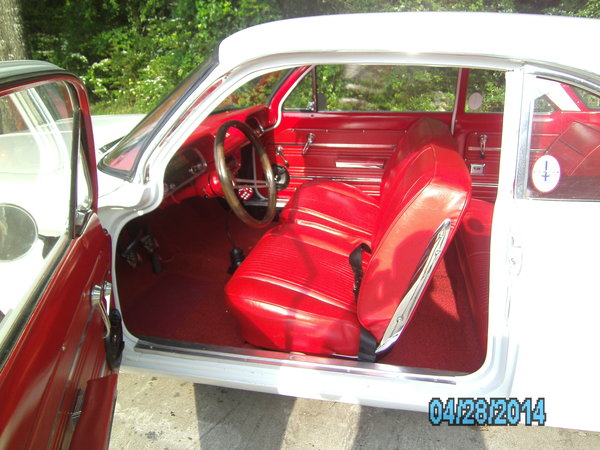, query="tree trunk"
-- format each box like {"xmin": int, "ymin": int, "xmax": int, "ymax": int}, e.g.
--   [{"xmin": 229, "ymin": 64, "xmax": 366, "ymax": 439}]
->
[{"xmin": 0, "ymin": 0, "xmax": 30, "ymax": 60}]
